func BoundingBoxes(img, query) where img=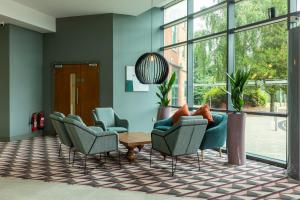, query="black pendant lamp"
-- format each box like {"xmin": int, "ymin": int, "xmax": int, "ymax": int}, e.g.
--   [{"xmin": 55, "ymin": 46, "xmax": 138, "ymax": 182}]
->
[{"xmin": 135, "ymin": 0, "xmax": 169, "ymax": 84}]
